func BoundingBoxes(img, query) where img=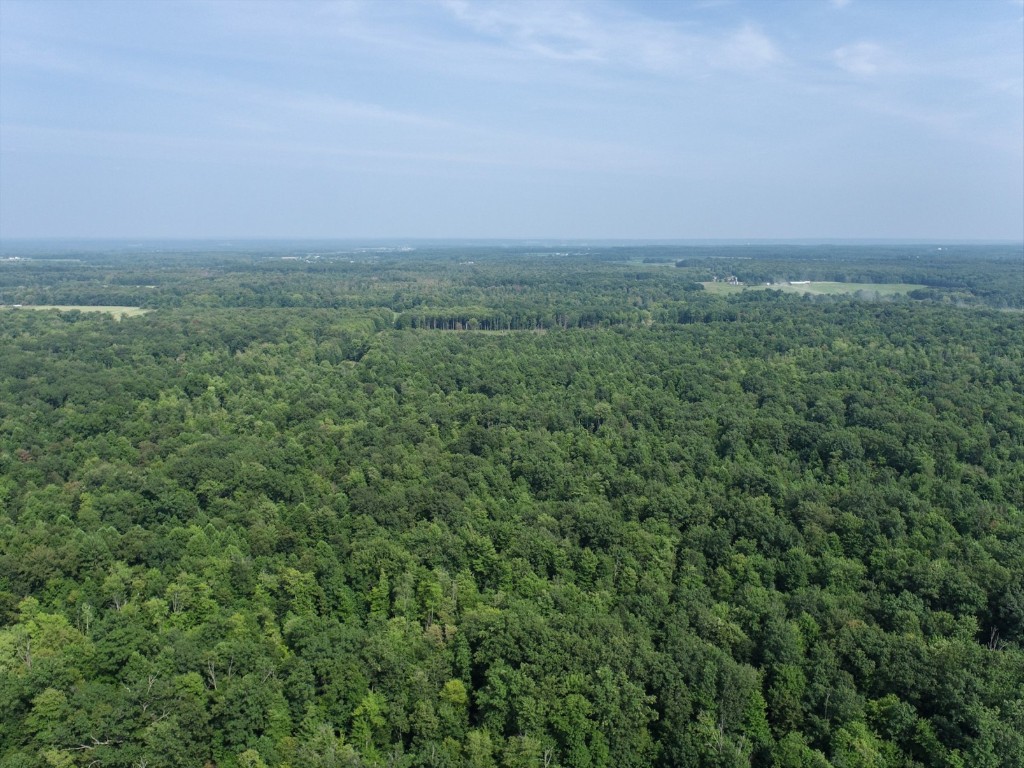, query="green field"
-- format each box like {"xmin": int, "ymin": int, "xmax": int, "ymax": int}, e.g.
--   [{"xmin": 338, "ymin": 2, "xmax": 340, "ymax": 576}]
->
[
  {"xmin": 701, "ymin": 280, "xmax": 927, "ymax": 296},
  {"xmin": 2, "ymin": 304, "xmax": 150, "ymax": 319}
]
